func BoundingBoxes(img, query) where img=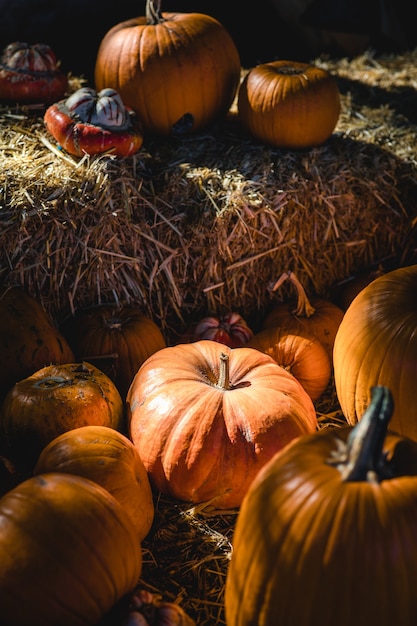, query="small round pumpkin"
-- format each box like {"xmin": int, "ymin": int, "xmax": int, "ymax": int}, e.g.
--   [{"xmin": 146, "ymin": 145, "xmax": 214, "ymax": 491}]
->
[
  {"xmin": 94, "ymin": 0, "xmax": 241, "ymax": 136},
  {"xmin": 238, "ymin": 60, "xmax": 341, "ymax": 148},
  {"xmin": 0, "ymin": 473, "xmax": 142, "ymax": 626},
  {"xmin": 0, "ymin": 284, "xmax": 74, "ymax": 403},
  {"xmin": 34, "ymin": 425, "xmax": 155, "ymax": 541},
  {"xmin": 0, "ymin": 362, "xmax": 124, "ymax": 473},
  {"xmin": 333, "ymin": 265, "xmax": 417, "ymax": 440},
  {"xmin": 180, "ymin": 311, "xmax": 254, "ymax": 348},
  {"xmin": 61, "ymin": 304, "xmax": 166, "ymax": 398},
  {"xmin": 126, "ymin": 340, "xmax": 317, "ymax": 509},
  {"xmin": 225, "ymin": 386, "xmax": 417, "ymax": 626}
]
